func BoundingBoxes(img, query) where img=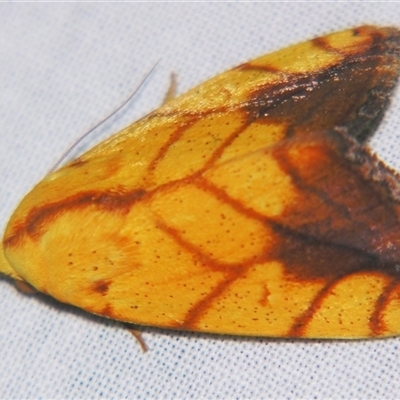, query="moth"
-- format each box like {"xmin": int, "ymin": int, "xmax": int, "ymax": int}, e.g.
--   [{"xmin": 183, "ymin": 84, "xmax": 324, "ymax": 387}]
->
[{"xmin": 1, "ymin": 25, "xmax": 400, "ymax": 342}]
